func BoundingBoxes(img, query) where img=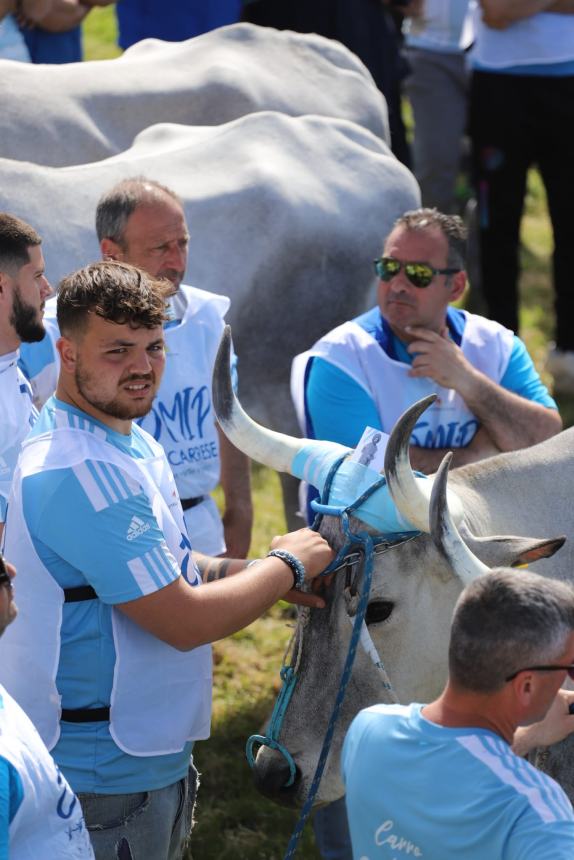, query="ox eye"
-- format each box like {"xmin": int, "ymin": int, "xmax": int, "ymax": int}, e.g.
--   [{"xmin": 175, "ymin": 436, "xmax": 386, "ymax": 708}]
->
[{"xmin": 365, "ymin": 601, "xmax": 394, "ymax": 626}]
